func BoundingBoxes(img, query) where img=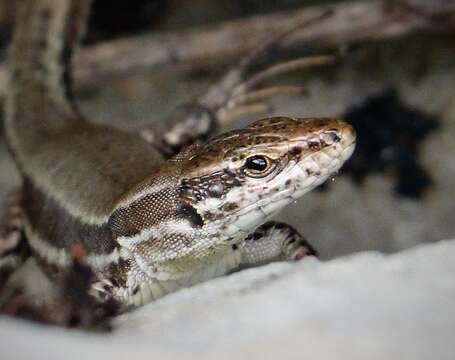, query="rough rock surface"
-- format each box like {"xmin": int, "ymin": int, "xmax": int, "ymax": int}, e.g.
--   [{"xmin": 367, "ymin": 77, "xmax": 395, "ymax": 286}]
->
[{"xmin": 1, "ymin": 239, "xmax": 454, "ymax": 360}]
